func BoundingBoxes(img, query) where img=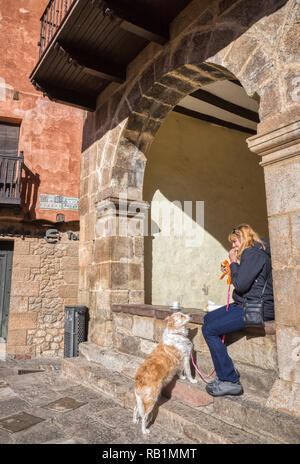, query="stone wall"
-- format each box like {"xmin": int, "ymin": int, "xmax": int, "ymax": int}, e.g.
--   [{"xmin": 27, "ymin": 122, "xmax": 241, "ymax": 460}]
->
[
  {"xmin": 4, "ymin": 224, "xmax": 79, "ymax": 357},
  {"xmin": 111, "ymin": 305, "xmax": 277, "ymax": 373}
]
